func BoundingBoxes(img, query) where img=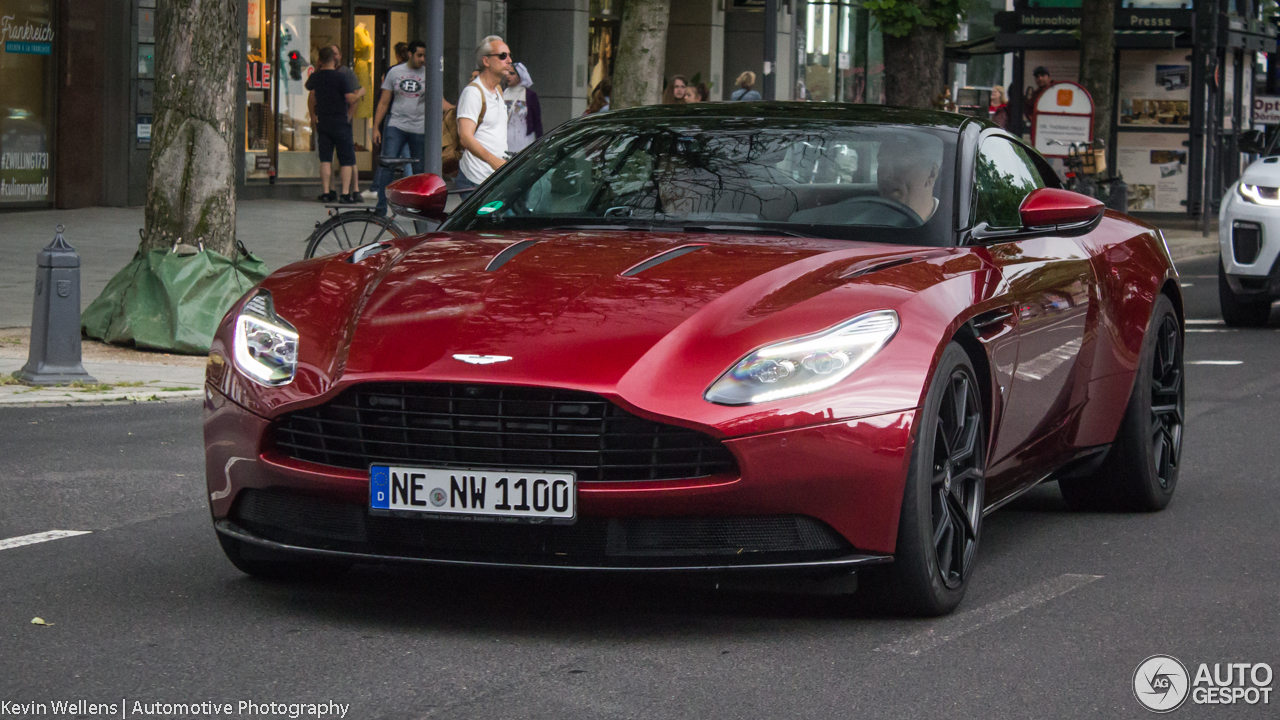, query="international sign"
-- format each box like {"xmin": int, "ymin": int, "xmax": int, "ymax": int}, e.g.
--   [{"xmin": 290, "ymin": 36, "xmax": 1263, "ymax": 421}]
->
[{"xmin": 1252, "ymin": 96, "xmax": 1280, "ymax": 125}]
